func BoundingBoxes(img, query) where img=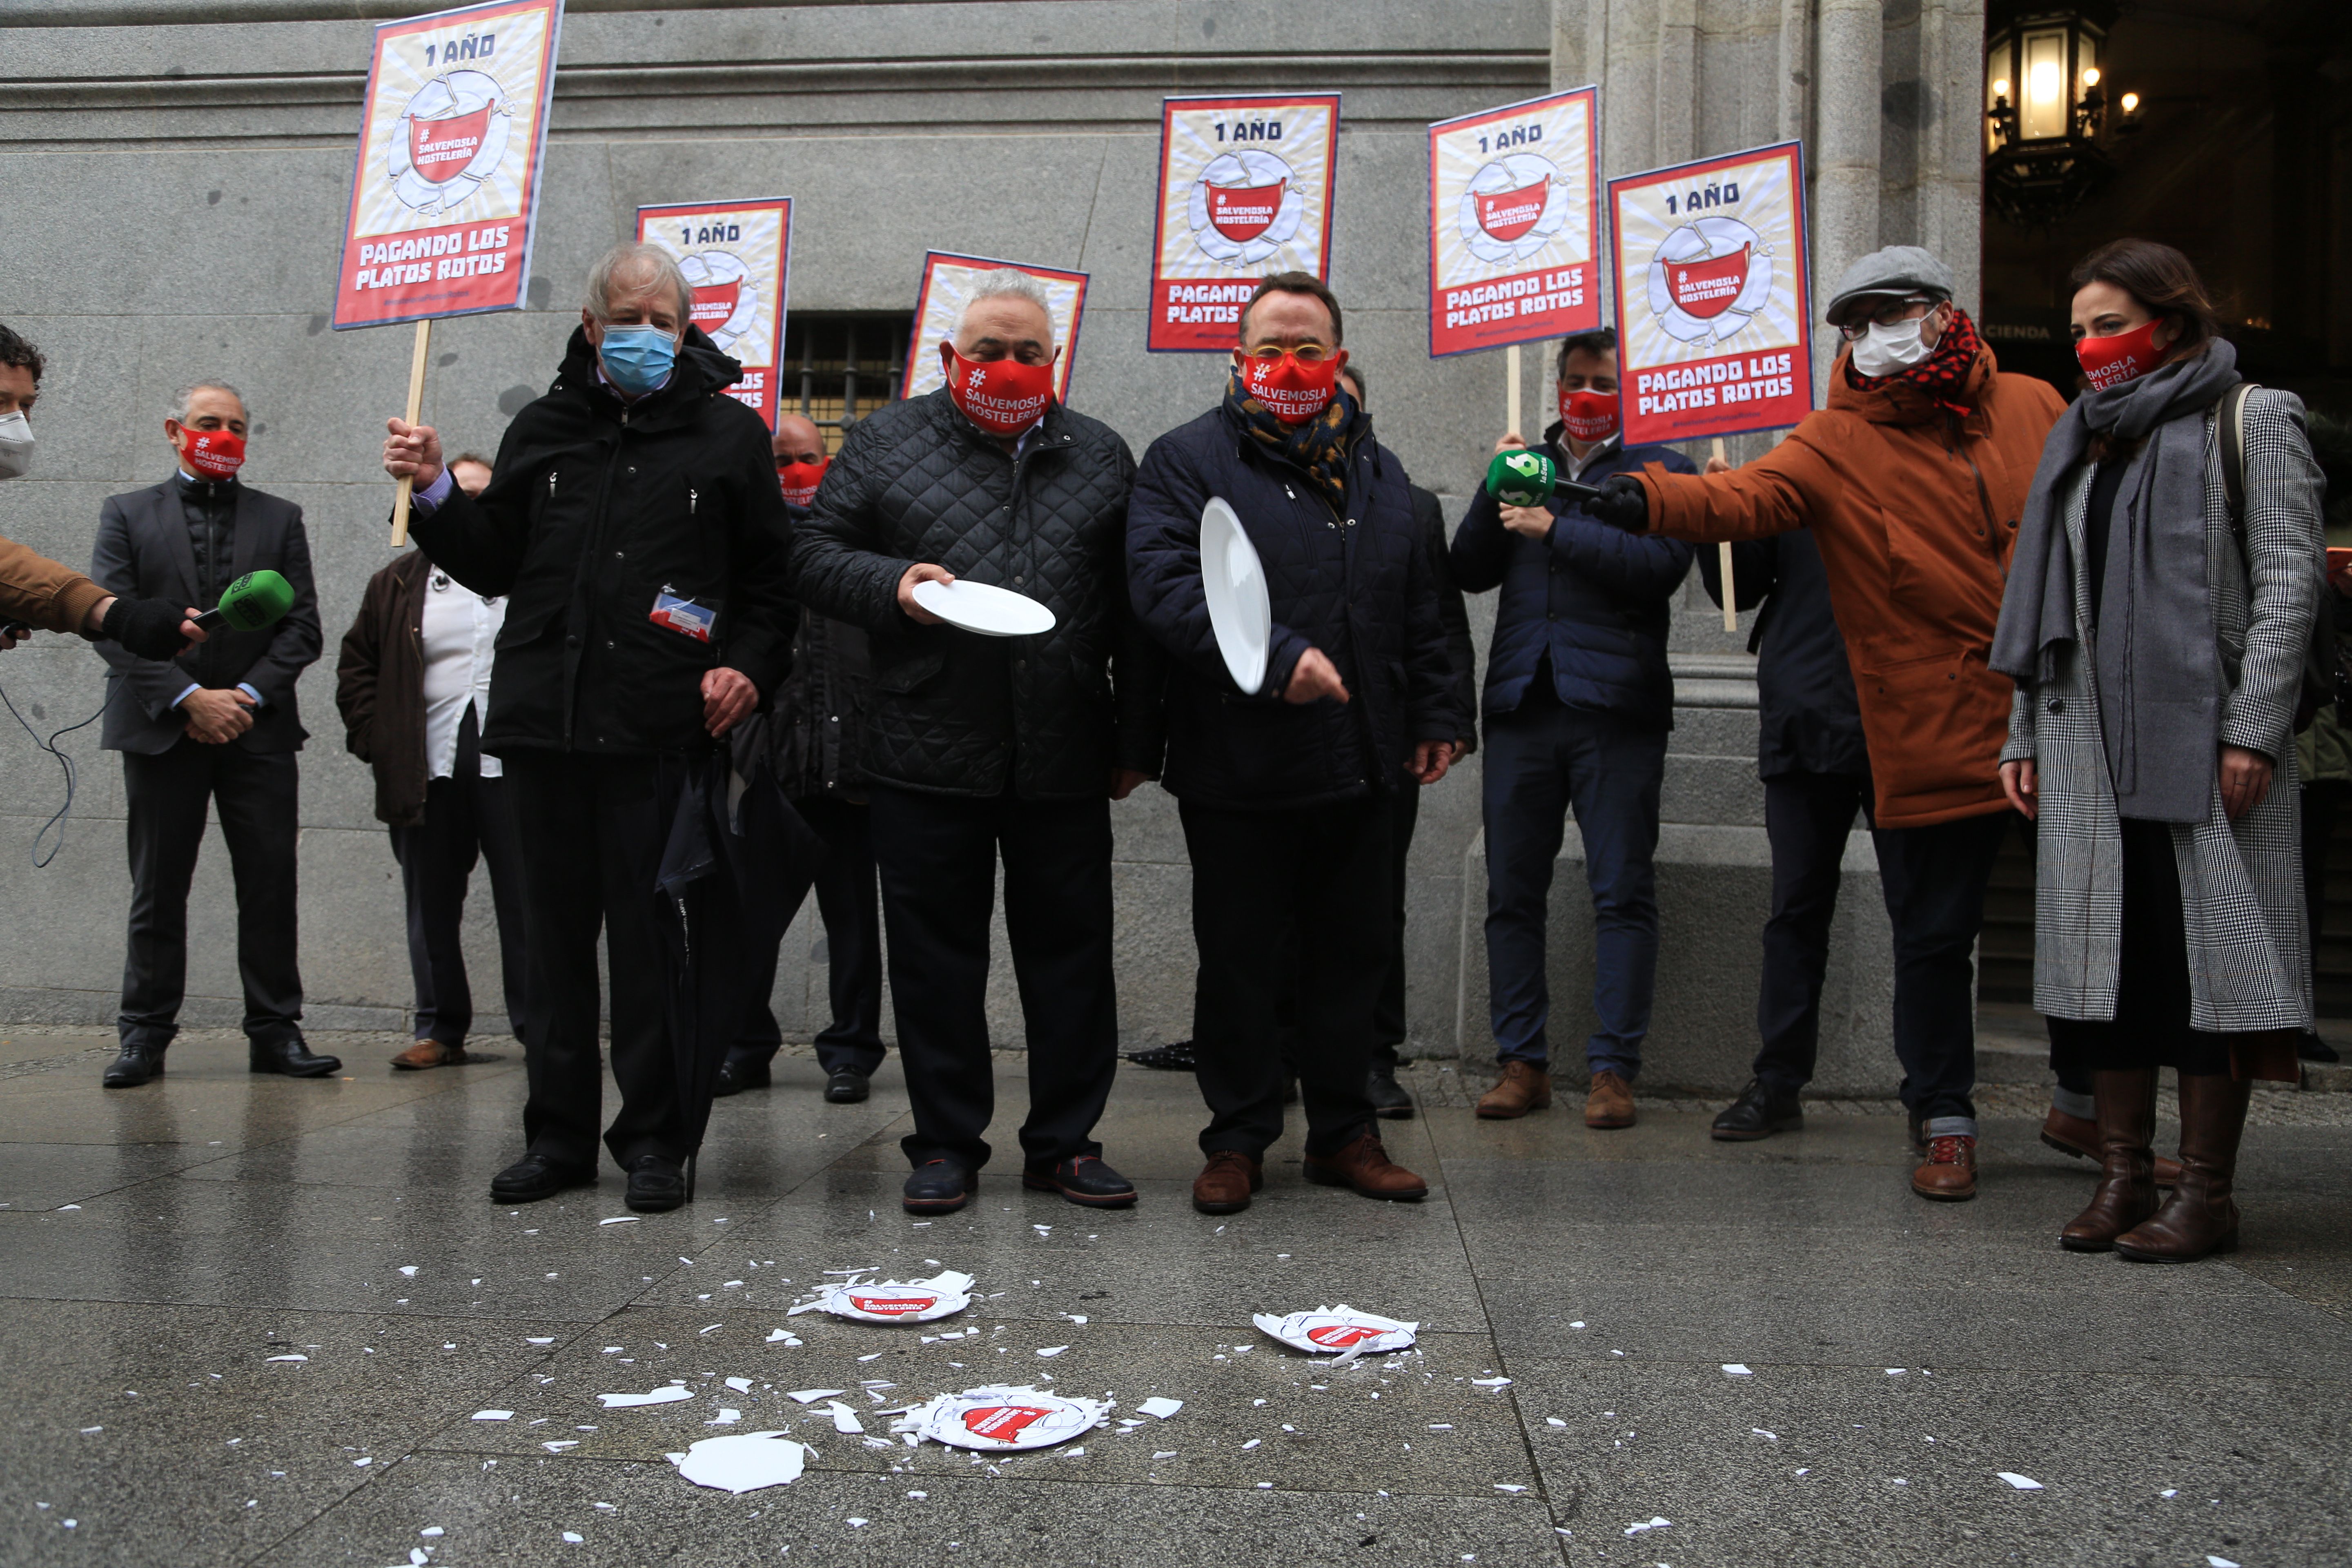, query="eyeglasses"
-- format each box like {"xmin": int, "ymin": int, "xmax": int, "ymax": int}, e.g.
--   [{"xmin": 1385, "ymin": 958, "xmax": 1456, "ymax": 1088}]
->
[
  {"xmin": 1837, "ymin": 297, "xmax": 1938, "ymax": 340},
  {"xmin": 1245, "ymin": 341, "xmax": 1333, "ymax": 363}
]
